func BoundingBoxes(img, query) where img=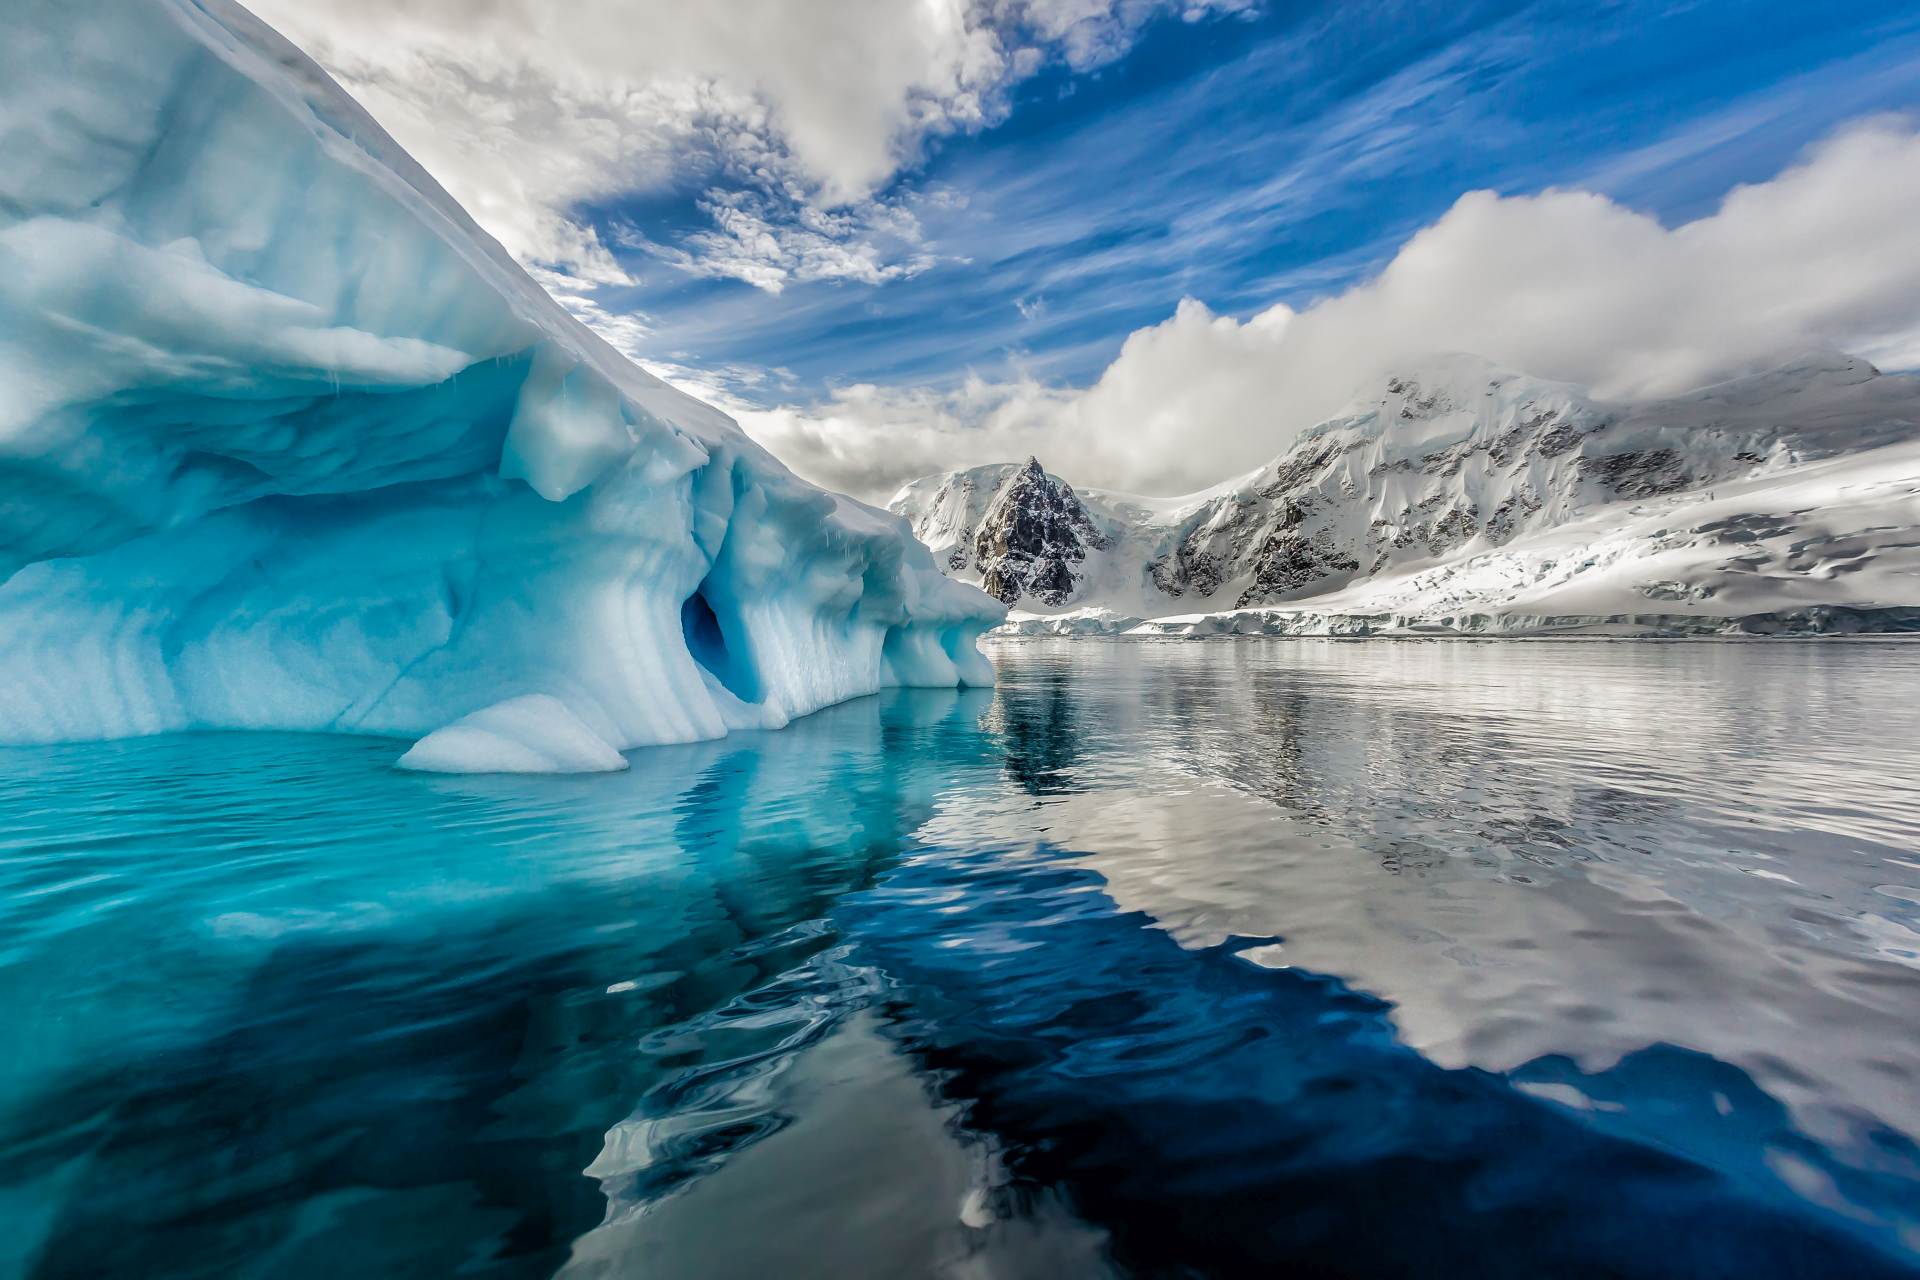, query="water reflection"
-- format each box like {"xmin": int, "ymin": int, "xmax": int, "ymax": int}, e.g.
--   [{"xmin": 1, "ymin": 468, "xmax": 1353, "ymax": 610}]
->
[
  {"xmin": 965, "ymin": 643, "xmax": 1920, "ymax": 1171},
  {"xmin": 846, "ymin": 846, "xmax": 1920, "ymax": 1277},
  {"xmin": 0, "ymin": 692, "xmax": 1002, "ymax": 1277},
  {"xmin": 982, "ymin": 664, "xmax": 1083, "ymax": 797},
  {"xmin": 0, "ymin": 641, "xmax": 1916, "ymax": 1277}
]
